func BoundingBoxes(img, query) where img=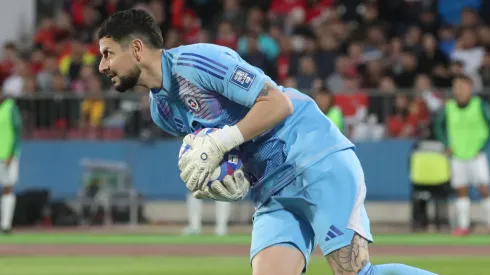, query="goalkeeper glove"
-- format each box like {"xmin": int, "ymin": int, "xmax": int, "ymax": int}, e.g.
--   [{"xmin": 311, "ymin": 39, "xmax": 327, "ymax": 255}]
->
[
  {"xmin": 193, "ymin": 169, "xmax": 250, "ymax": 201},
  {"xmin": 178, "ymin": 125, "xmax": 244, "ymax": 192}
]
